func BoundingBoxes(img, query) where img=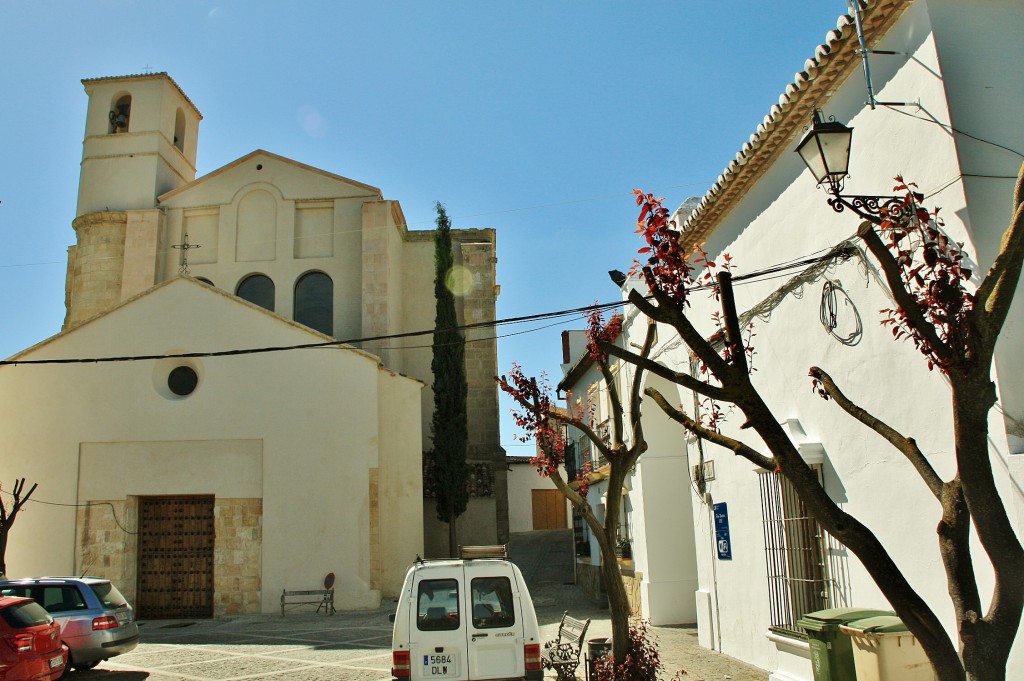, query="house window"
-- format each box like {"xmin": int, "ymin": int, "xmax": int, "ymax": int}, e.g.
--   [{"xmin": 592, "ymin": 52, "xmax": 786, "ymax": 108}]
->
[
  {"xmin": 294, "ymin": 271, "xmax": 333, "ymax": 335},
  {"xmin": 237, "ymin": 274, "xmax": 275, "ymax": 312},
  {"xmin": 759, "ymin": 468, "xmax": 833, "ymax": 637}
]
